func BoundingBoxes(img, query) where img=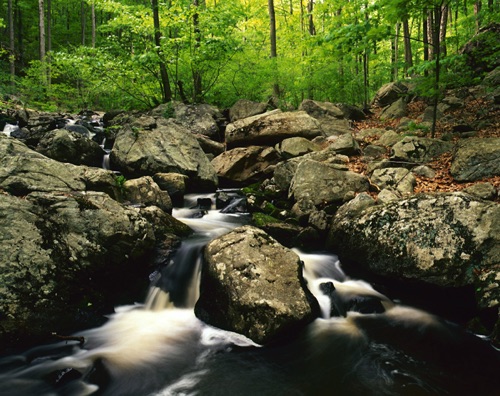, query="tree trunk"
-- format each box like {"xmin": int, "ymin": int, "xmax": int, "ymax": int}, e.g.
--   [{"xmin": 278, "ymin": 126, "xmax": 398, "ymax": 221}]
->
[
  {"xmin": 81, "ymin": 1, "xmax": 86, "ymax": 45},
  {"xmin": 402, "ymin": 18, "xmax": 413, "ymax": 75},
  {"xmin": 393, "ymin": 23, "xmax": 400, "ymax": 81},
  {"xmin": 431, "ymin": 5, "xmax": 442, "ymax": 138},
  {"xmin": 426, "ymin": 10, "xmax": 434, "ymax": 60},
  {"xmin": 474, "ymin": 1, "xmax": 482, "ymax": 32},
  {"xmin": 439, "ymin": 4, "xmax": 448, "ymax": 57},
  {"xmin": 268, "ymin": 0, "xmax": 280, "ymax": 99},
  {"xmin": 39, "ymin": 0, "xmax": 46, "ymax": 61},
  {"xmin": 423, "ymin": 8, "xmax": 429, "ymax": 76},
  {"xmin": 92, "ymin": 0, "xmax": 96, "ymax": 48},
  {"xmin": 307, "ymin": 0, "xmax": 316, "ymax": 36},
  {"xmin": 152, "ymin": 0, "xmax": 172, "ymax": 103},
  {"xmin": 47, "ymin": 0, "xmax": 51, "ymax": 85},
  {"xmin": 8, "ymin": 0, "xmax": 15, "ymax": 88},
  {"xmin": 192, "ymin": 0, "xmax": 203, "ymax": 103}
]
